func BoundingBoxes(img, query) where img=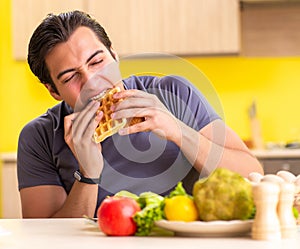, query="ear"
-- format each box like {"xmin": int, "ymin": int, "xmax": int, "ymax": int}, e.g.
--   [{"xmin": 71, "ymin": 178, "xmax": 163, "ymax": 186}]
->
[{"xmin": 44, "ymin": 84, "xmax": 63, "ymax": 101}]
